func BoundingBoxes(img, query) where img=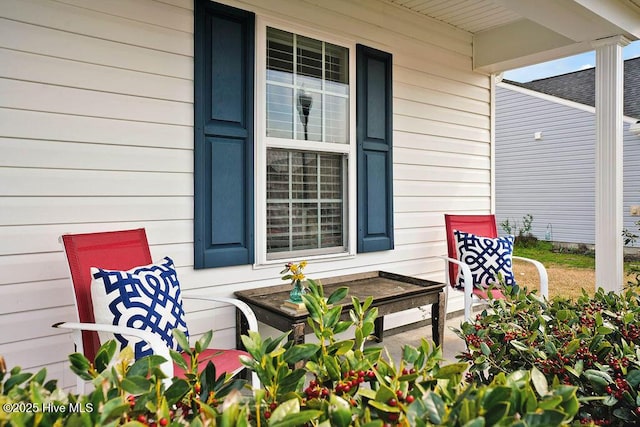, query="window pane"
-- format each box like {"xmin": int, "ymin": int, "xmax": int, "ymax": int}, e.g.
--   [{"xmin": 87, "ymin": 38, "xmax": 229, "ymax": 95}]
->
[
  {"xmin": 291, "ymin": 151, "xmax": 317, "ymax": 199},
  {"xmin": 296, "ymin": 89, "xmax": 321, "ymax": 142},
  {"xmin": 266, "ymin": 27, "xmax": 349, "ymax": 144},
  {"xmin": 320, "ymin": 154, "xmax": 342, "ymax": 199},
  {"xmin": 296, "ymin": 35, "xmax": 322, "ymax": 90},
  {"xmin": 321, "ymin": 202, "xmax": 342, "ymax": 248},
  {"xmin": 292, "ymin": 203, "xmax": 318, "ymax": 250},
  {"xmin": 266, "ymin": 148, "xmax": 344, "ymax": 255},
  {"xmin": 325, "ymin": 94, "xmax": 348, "ymax": 143},
  {"xmin": 267, "ymin": 84, "xmax": 293, "ymax": 138},
  {"xmin": 266, "ymin": 202, "xmax": 290, "ymax": 253},
  {"xmin": 267, "ymin": 28, "xmax": 293, "ymax": 84},
  {"xmin": 325, "ymin": 42, "xmax": 349, "ymax": 95},
  {"xmin": 266, "ymin": 149, "xmax": 289, "ymax": 200}
]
